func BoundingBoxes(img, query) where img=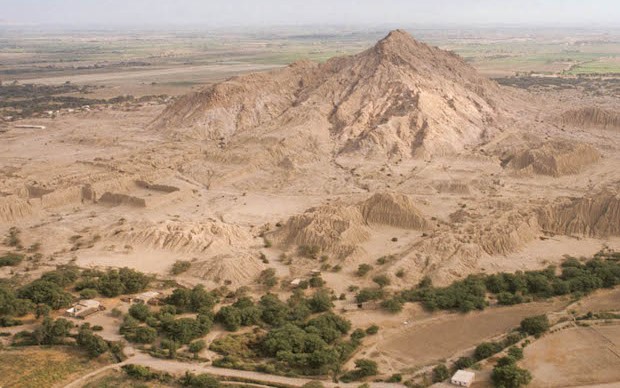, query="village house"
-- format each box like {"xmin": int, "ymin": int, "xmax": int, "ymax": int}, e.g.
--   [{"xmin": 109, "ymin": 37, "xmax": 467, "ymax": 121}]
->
[
  {"xmin": 451, "ymin": 370, "xmax": 475, "ymax": 387},
  {"xmin": 65, "ymin": 299, "xmax": 104, "ymax": 318}
]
